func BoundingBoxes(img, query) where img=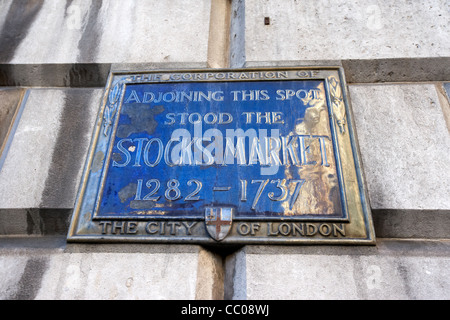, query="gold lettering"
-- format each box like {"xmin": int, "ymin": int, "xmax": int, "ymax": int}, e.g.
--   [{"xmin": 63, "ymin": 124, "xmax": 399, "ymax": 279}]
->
[{"xmin": 333, "ymin": 224, "xmax": 346, "ymax": 237}]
